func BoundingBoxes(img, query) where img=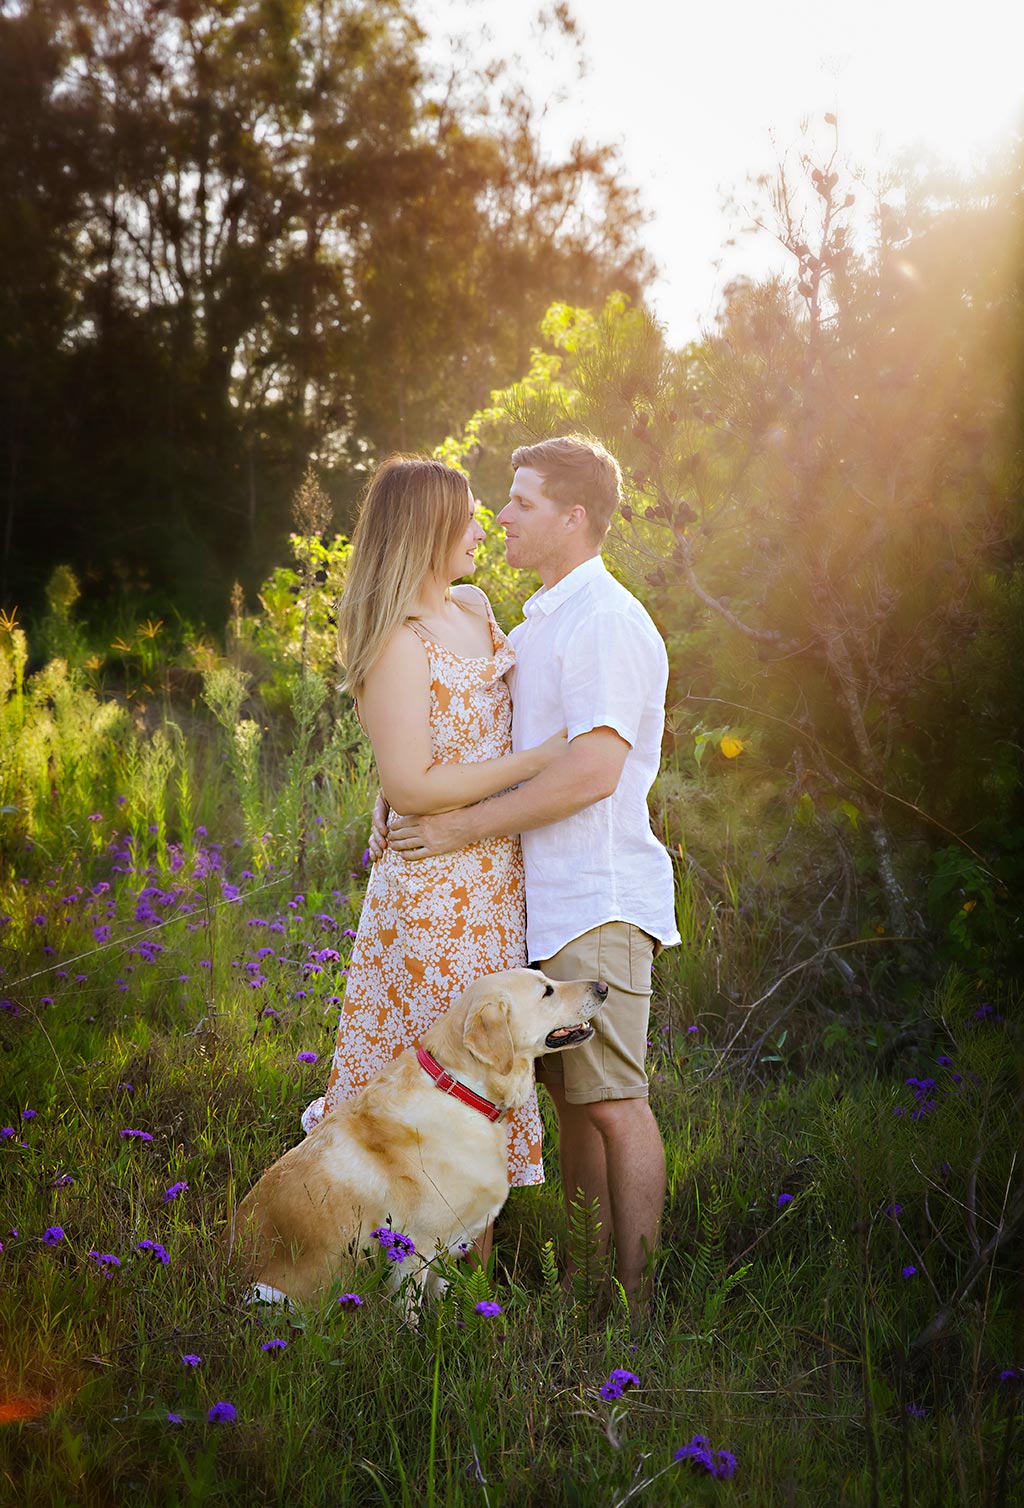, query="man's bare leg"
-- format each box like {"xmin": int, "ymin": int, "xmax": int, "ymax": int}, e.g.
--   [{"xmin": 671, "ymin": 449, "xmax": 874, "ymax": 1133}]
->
[
  {"xmin": 543, "ymin": 1080, "xmax": 613, "ymax": 1270},
  {"xmin": 545, "ymin": 1082, "xmax": 664, "ymax": 1301},
  {"xmin": 588, "ymin": 1096, "xmax": 665, "ymax": 1302},
  {"xmin": 472, "ymin": 1219, "xmax": 494, "ymax": 1270}
]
